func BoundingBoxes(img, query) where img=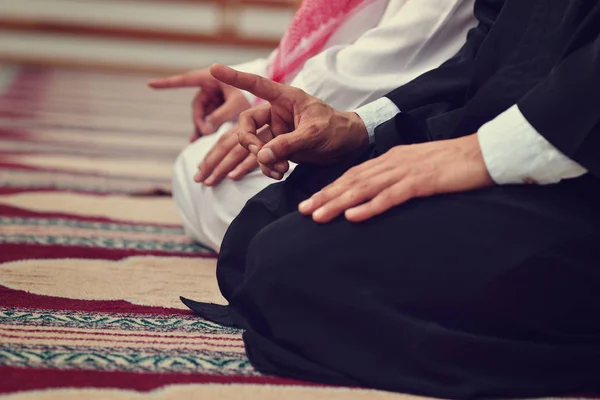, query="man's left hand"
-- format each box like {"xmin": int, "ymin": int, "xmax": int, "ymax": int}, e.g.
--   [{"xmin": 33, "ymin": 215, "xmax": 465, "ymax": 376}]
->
[
  {"xmin": 299, "ymin": 134, "xmax": 495, "ymax": 223},
  {"xmin": 195, "ymin": 125, "xmax": 280, "ymax": 186}
]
